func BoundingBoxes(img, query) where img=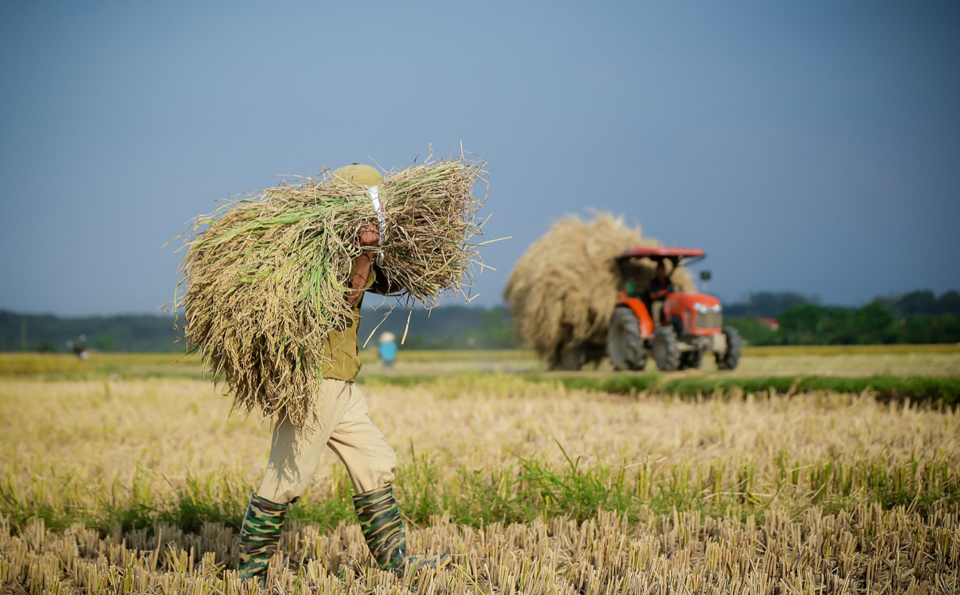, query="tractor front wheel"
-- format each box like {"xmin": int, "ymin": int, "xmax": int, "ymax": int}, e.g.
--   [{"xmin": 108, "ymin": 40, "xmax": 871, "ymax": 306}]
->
[
  {"xmin": 652, "ymin": 327, "xmax": 682, "ymax": 371},
  {"xmin": 607, "ymin": 307, "xmax": 647, "ymax": 371},
  {"xmin": 715, "ymin": 327, "xmax": 742, "ymax": 370}
]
